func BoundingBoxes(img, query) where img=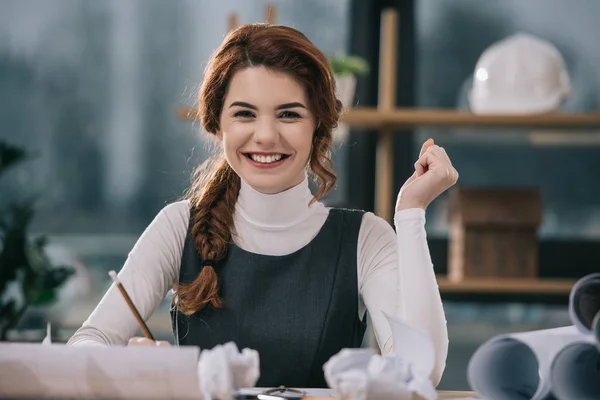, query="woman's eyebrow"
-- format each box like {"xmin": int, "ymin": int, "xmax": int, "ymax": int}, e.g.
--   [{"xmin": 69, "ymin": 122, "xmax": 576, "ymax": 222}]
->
[
  {"xmin": 276, "ymin": 102, "xmax": 306, "ymax": 110},
  {"xmin": 228, "ymin": 101, "xmax": 307, "ymax": 110},
  {"xmin": 229, "ymin": 101, "xmax": 257, "ymax": 109}
]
